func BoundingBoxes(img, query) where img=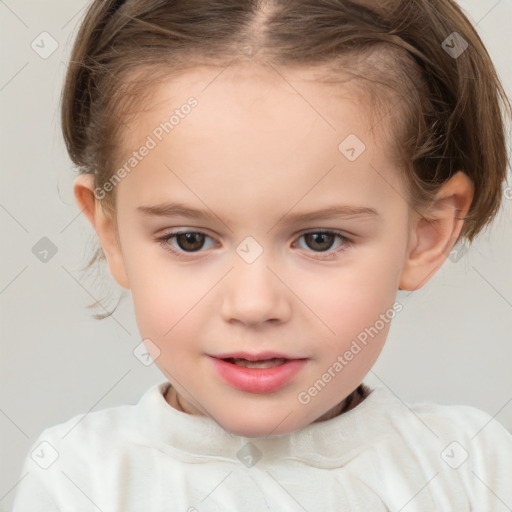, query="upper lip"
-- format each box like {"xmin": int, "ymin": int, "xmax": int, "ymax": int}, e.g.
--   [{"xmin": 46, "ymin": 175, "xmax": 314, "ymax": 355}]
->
[{"xmin": 210, "ymin": 351, "xmax": 304, "ymax": 361}]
